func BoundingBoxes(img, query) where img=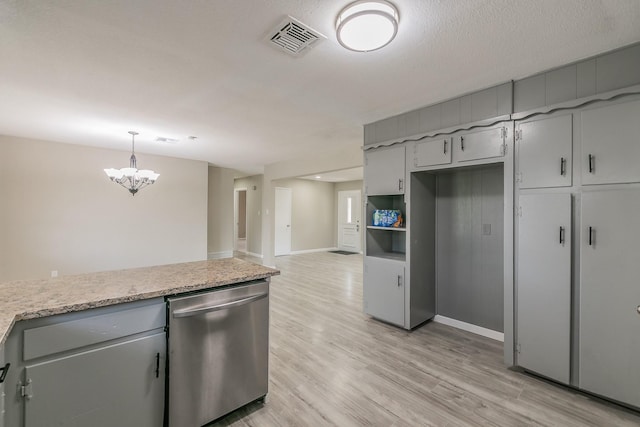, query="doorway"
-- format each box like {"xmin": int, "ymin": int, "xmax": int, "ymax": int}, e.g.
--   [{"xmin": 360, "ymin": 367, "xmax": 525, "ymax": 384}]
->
[
  {"xmin": 234, "ymin": 188, "xmax": 247, "ymax": 253},
  {"xmin": 337, "ymin": 190, "xmax": 362, "ymax": 253},
  {"xmin": 274, "ymin": 187, "xmax": 292, "ymax": 256}
]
